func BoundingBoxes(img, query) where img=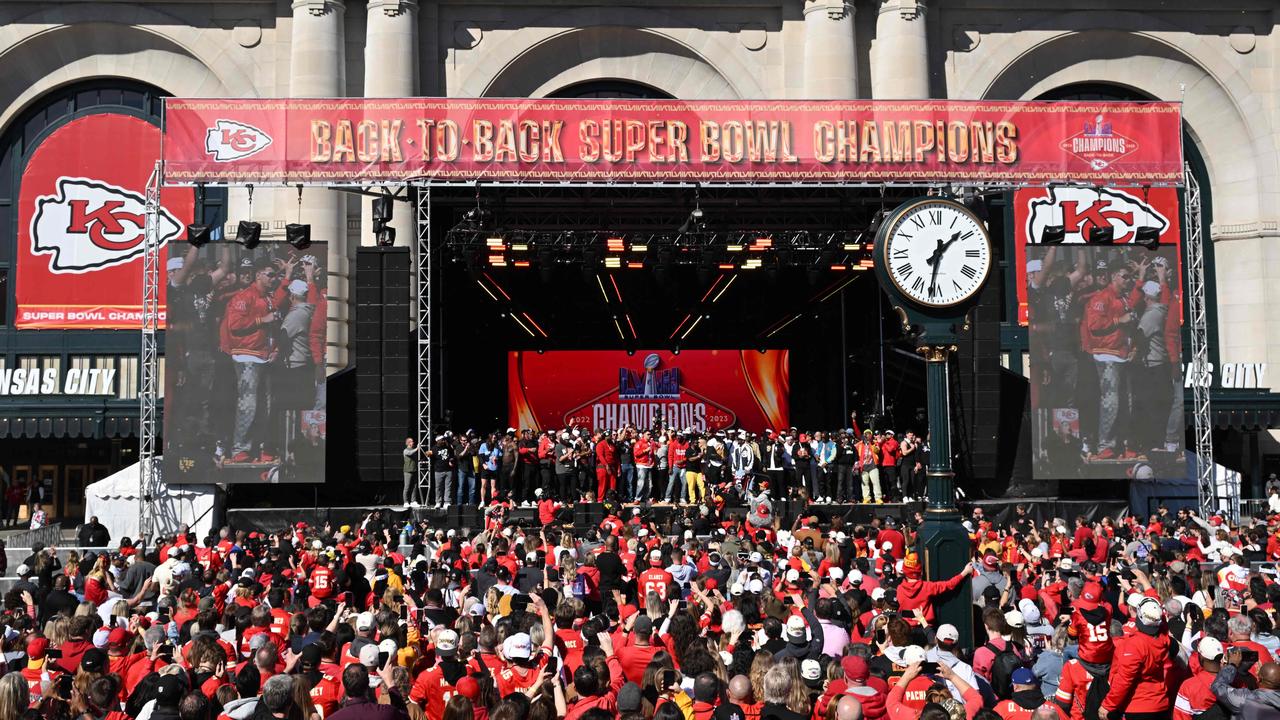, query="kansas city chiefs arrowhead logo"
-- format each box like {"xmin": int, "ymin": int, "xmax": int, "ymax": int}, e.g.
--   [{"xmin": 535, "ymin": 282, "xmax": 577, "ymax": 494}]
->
[
  {"xmin": 31, "ymin": 177, "xmax": 182, "ymax": 274},
  {"xmin": 1026, "ymin": 186, "xmax": 1170, "ymax": 245},
  {"xmin": 205, "ymin": 119, "xmax": 272, "ymax": 162}
]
